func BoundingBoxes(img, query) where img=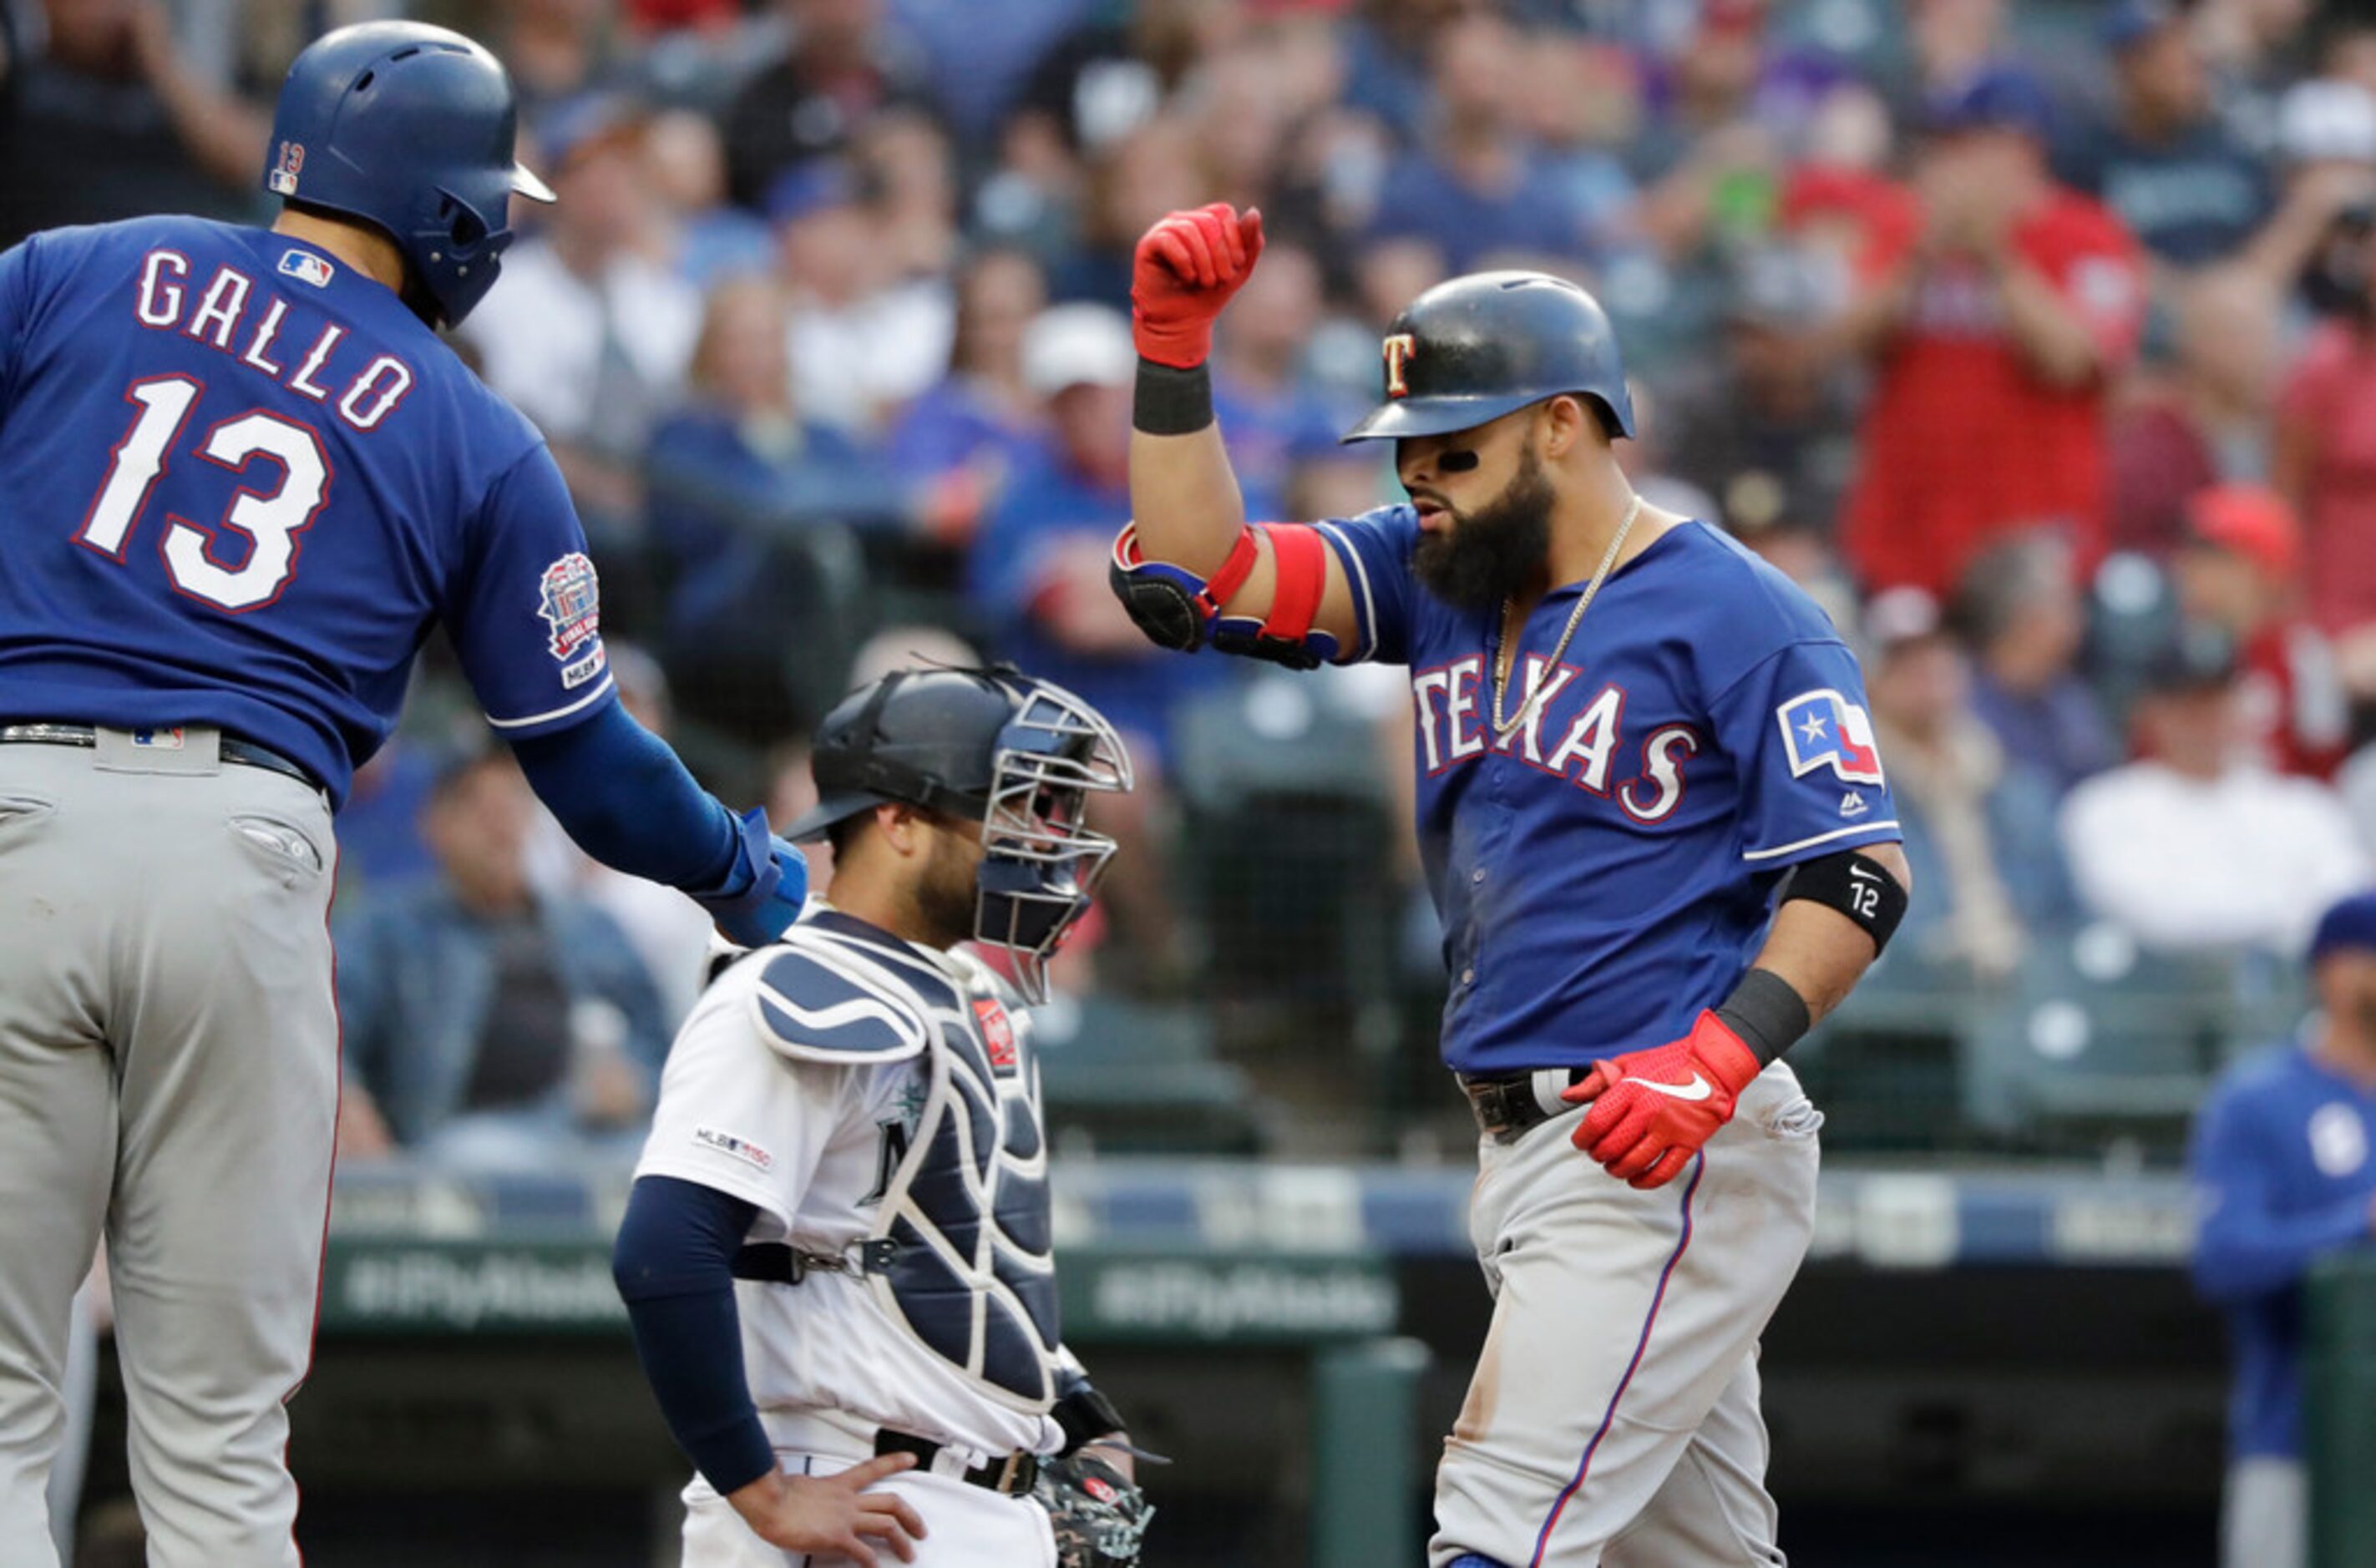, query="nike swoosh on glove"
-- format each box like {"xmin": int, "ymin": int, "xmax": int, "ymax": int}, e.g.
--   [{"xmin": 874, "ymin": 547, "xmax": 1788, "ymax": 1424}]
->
[
  {"xmin": 1561, "ymin": 1011, "xmax": 1764, "ymax": 1190},
  {"xmin": 1131, "ymin": 203, "xmax": 1265, "ymax": 369}
]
